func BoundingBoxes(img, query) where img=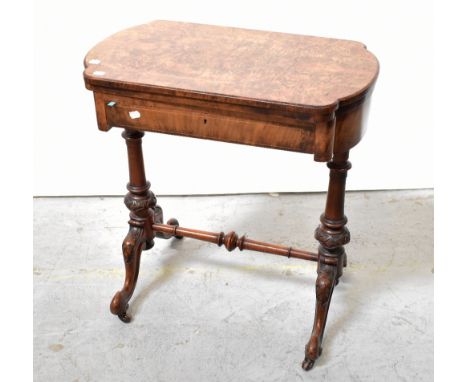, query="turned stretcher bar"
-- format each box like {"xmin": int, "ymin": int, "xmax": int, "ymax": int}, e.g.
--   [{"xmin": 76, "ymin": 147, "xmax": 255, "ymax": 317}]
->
[{"xmin": 152, "ymin": 223, "xmax": 337, "ymax": 265}]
